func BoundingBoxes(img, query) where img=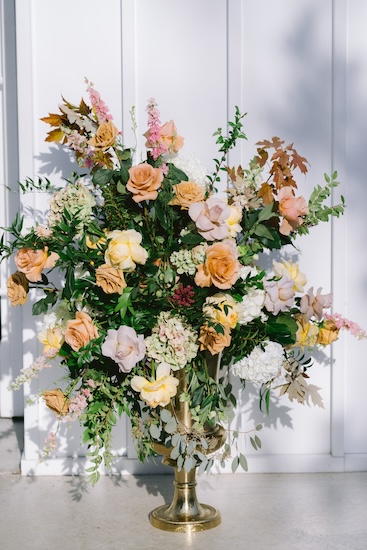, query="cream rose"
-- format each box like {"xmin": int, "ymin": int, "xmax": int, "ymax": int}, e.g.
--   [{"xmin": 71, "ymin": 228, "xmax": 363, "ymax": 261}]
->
[
  {"xmin": 7, "ymin": 271, "xmax": 29, "ymax": 306},
  {"xmin": 127, "ymin": 163, "xmax": 164, "ymax": 203},
  {"xmin": 169, "ymin": 181, "xmax": 205, "ymax": 210},
  {"xmin": 195, "ymin": 240, "xmax": 240, "ymax": 290},
  {"xmin": 64, "ymin": 311, "xmax": 99, "ymax": 352},
  {"xmin": 15, "ymin": 247, "xmax": 59, "ymax": 282},
  {"xmin": 198, "ymin": 323, "xmax": 231, "ymax": 355},
  {"xmin": 88, "ymin": 121, "xmax": 119, "ymax": 150},
  {"xmin": 105, "ymin": 229, "xmax": 148, "ymax": 271},
  {"xmin": 96, "ymin": 264, "xmax": 127, "ymax": 294},
  {"xmin": 130, "ymin": 362, "xmax": 179, "ymax": 408}
]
